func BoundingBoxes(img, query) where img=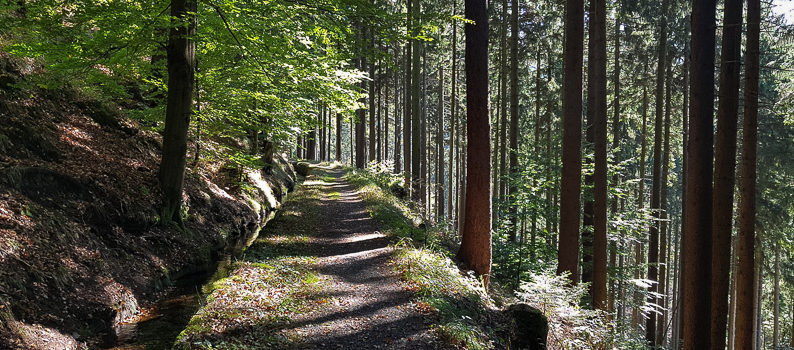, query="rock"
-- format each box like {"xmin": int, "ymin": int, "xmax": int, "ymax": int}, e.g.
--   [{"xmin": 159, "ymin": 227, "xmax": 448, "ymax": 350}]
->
[
  {"xmin": 506, "ymin": 303, "xmax": 548, "ymax": 350},
  {"xmin": 389, "ymin": 183, "xmax": 407, "ymax": 199},
  {"xmin": 294, "ymin": 162, "xmax": 312, "ymax": 176}
]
